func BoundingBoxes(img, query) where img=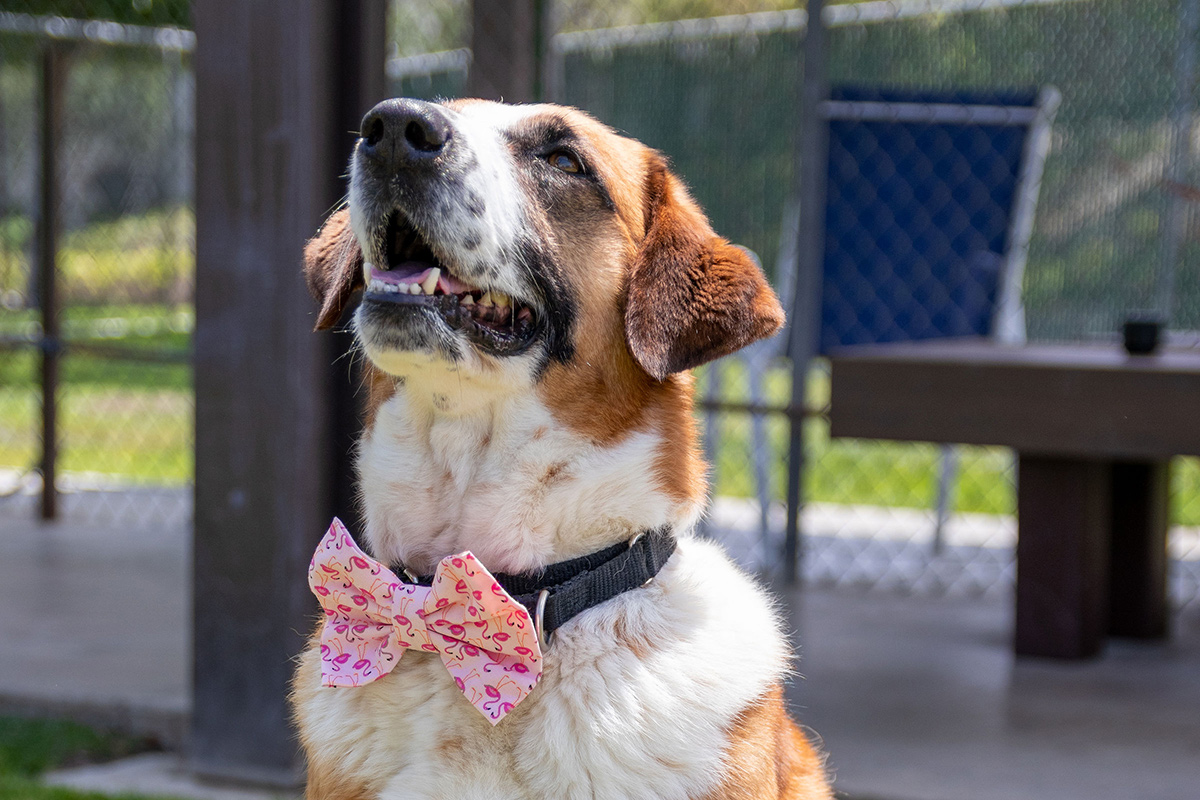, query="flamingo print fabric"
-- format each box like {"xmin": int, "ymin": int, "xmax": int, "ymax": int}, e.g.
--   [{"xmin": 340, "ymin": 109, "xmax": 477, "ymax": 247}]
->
[{"xmin": 308, "ymin": 518, "xmax": 543, "ymax": 724}]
